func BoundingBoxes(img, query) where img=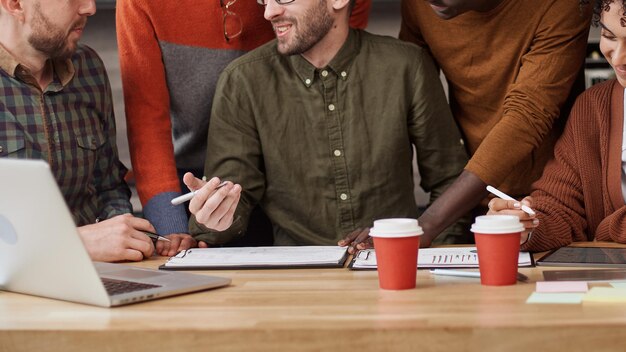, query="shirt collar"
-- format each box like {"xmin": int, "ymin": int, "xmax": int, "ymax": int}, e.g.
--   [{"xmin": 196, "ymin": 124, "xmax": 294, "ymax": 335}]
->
[
  {"xmin": 288, "ymin": 28, "xmax": 360, "ymax": 87},
  {"xmin": 0, "ymin": 42, "xmax": 75, "ymax": 87}
]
